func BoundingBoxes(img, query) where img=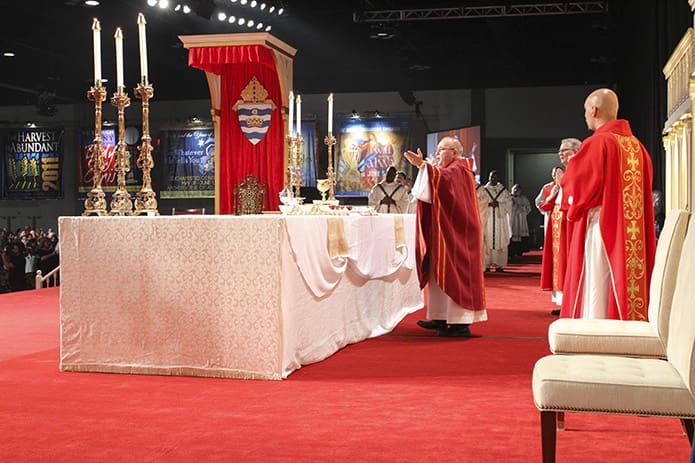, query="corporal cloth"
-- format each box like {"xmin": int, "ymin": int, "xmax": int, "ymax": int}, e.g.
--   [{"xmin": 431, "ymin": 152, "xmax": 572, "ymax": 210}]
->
[
  {"xmin": 560, "ymin": 119, "xmax": 656, "ymax": 320},
  {"xmin": 412, "ymin": 158, "xmax": 486, "ymax": 321}
]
